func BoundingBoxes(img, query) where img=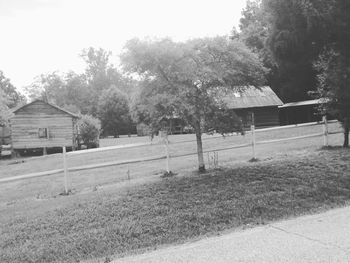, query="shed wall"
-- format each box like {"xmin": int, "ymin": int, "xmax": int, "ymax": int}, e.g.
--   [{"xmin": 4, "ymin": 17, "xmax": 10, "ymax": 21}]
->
[
  {"xmin": 11, "ymin": 101, "xmax": 75, "ymax": 149},
  {"xmin": 235, "ymin": 106, "xmax": 280, "ymax": 128}
]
